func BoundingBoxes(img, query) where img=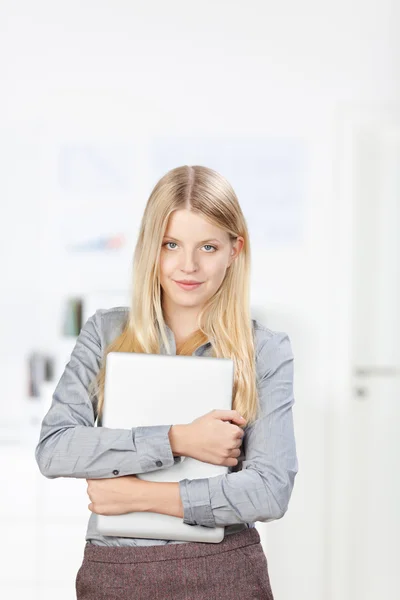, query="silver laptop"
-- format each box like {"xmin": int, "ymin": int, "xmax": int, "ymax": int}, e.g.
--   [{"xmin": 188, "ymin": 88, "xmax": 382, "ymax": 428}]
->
[{"xmin": 96, "ymin": 351, "xmax": 234, "ymax": 543}]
